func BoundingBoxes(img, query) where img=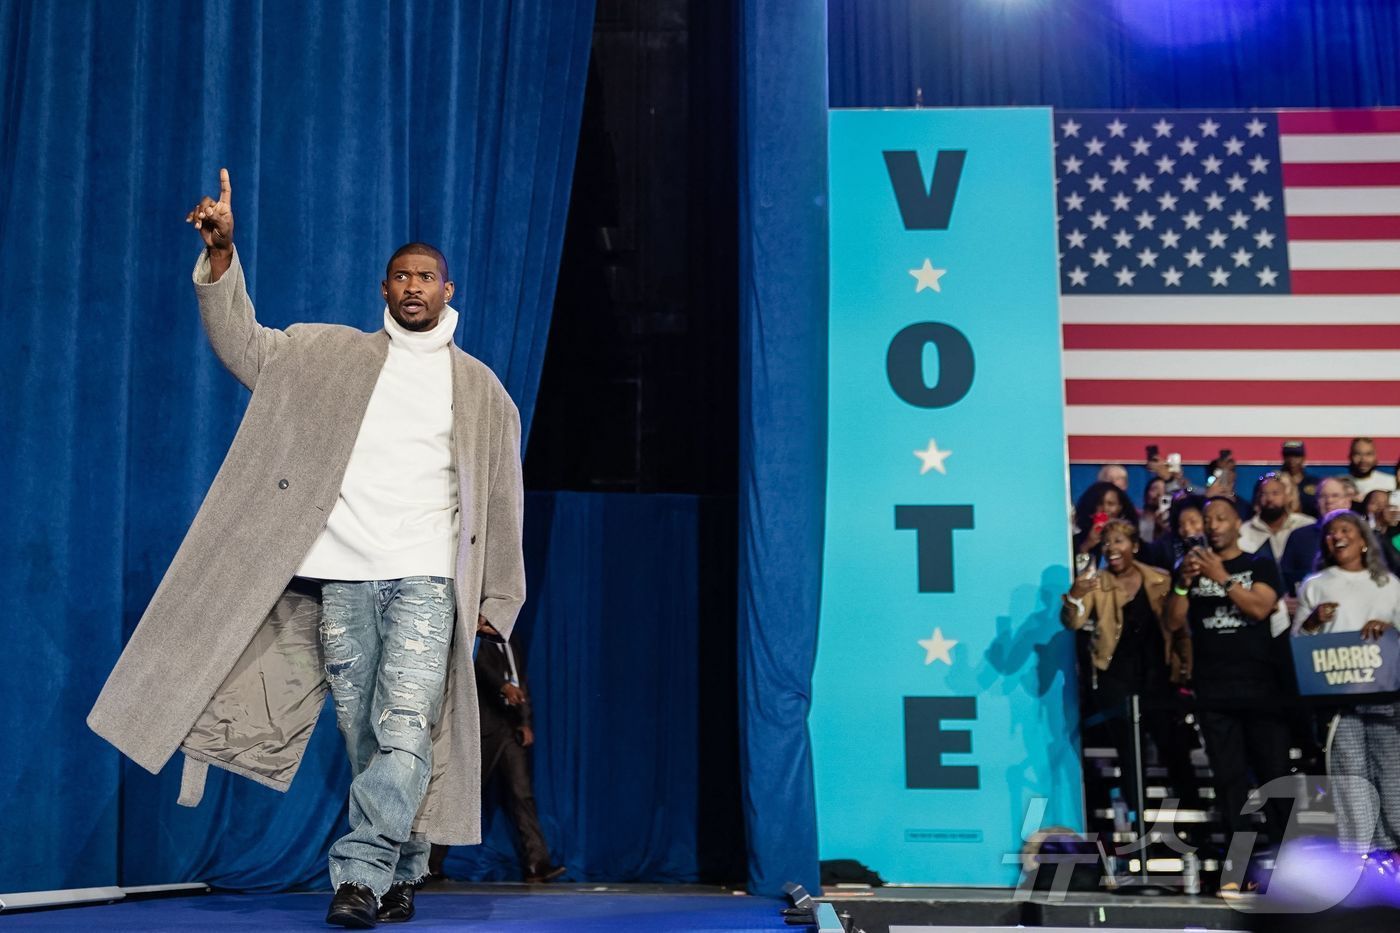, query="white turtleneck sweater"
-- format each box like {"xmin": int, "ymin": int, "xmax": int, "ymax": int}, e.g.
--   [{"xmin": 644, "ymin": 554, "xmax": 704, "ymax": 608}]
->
[{"xmin": 297, "ymin": 306, "xmax": 460, "ymax": 581}]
